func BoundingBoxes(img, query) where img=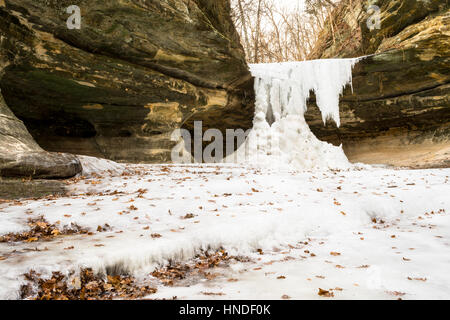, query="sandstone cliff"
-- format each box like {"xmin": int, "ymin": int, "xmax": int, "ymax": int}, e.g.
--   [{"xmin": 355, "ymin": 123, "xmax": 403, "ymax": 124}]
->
[
  {"xmin": 0, "ymin": 0, "xmax": 253, "ymax": 165},
  {"xmin": 0, "ymin": 8, "xmax": 81, "ymax": 179},
  {"xmin": 0, "ymin": 91, "xmax": 81, "ymax": 178},
  {"xmin": 306, "ymin": 0, "xmax": 449, "ymax": 168}
]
